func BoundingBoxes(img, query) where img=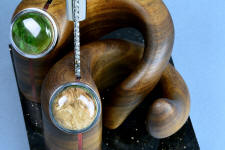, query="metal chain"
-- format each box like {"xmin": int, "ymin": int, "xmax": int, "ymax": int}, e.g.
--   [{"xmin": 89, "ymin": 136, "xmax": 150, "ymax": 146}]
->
[{"xmin": 73, "ymin": 0, "xmax": 81, "ymax": 78}]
